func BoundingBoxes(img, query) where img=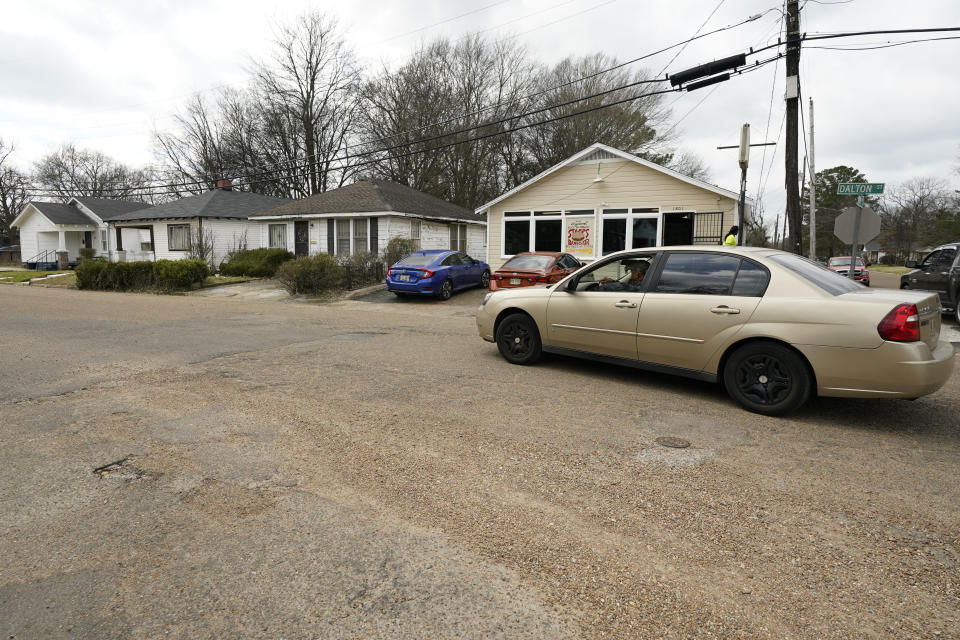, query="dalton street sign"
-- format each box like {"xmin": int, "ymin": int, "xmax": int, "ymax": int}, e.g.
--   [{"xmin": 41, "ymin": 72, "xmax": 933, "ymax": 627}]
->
[{"xmin": 837, "ymin": 183, "xmax": 885, "ymax": 195}]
